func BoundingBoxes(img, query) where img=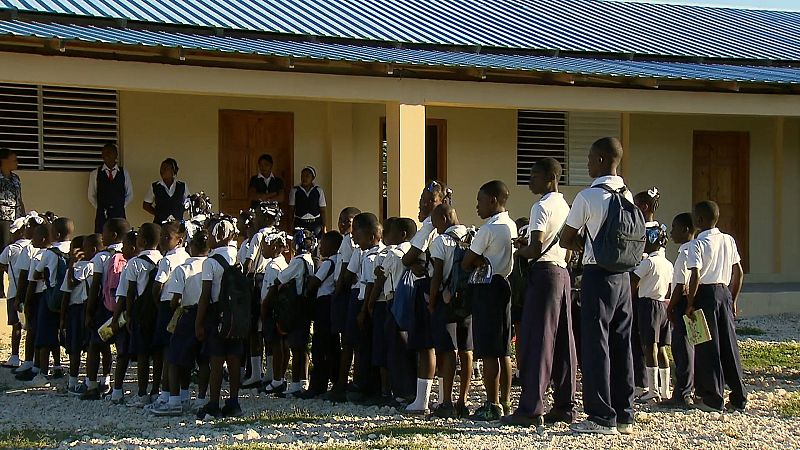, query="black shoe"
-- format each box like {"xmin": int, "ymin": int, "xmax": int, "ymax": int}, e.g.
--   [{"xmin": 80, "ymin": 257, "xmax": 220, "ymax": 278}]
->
[
  {"xmin": 262, "ymin": 381, "xmax": 286, "ymax": 395},
  {"xmin": 544, "ymin": 409, "xmax": 575, "ymax": 424},
  {"xmin": 455, "ymin": 402, "xmax": 470, "ymax": 419},
  {"xmin": 50, "ymin": 367, "xmax": 65, "ymax": 379},
  {"xmin": 221, "ymin": 399, "xmax": 243, "ymax": 417},
  {"xmin": 432, "ymin": 402, "xmax": 458, "ymax": 419},
  {"xmin": 725, "ymin": 401, "xmax": 747, "ymax": 412},
  {"xmin": 470, "ymin": 402, "xmax": 502, "ymax": 421},
  {"xmin": 99, "ymin": 384, "xmax": 113, "ymax": 397},
  {"xmin": 14, "ymin": 368, "xmax": 35, "ymax": 381},
  {"xmin": 241, "ymin": 379, "xmax": 263, "ymax": 390},
  {"xmin": 659, "ymin": 396, "xmax": 692, "ymax": 410},
  {"xmin": 80, "ymin": 388, "xmax": 101, "ymax": 401},
  {"xmin": 319, "ymin": 388, "xmax": 347, "ymax": 403},
  {"xmin": 294, "ymin": 389, "xmax": 324, "ymax": 400},
  {"xmin": 196, "ymin": 403, "xmax": 223, "ymax": 420},
  {"xmin": 346, "ymin": 389, "xmax": 368, "ymax": 404},
  {"xmin": 501, "ymin": 413, "xmax": 544, "ymax": 427}
]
